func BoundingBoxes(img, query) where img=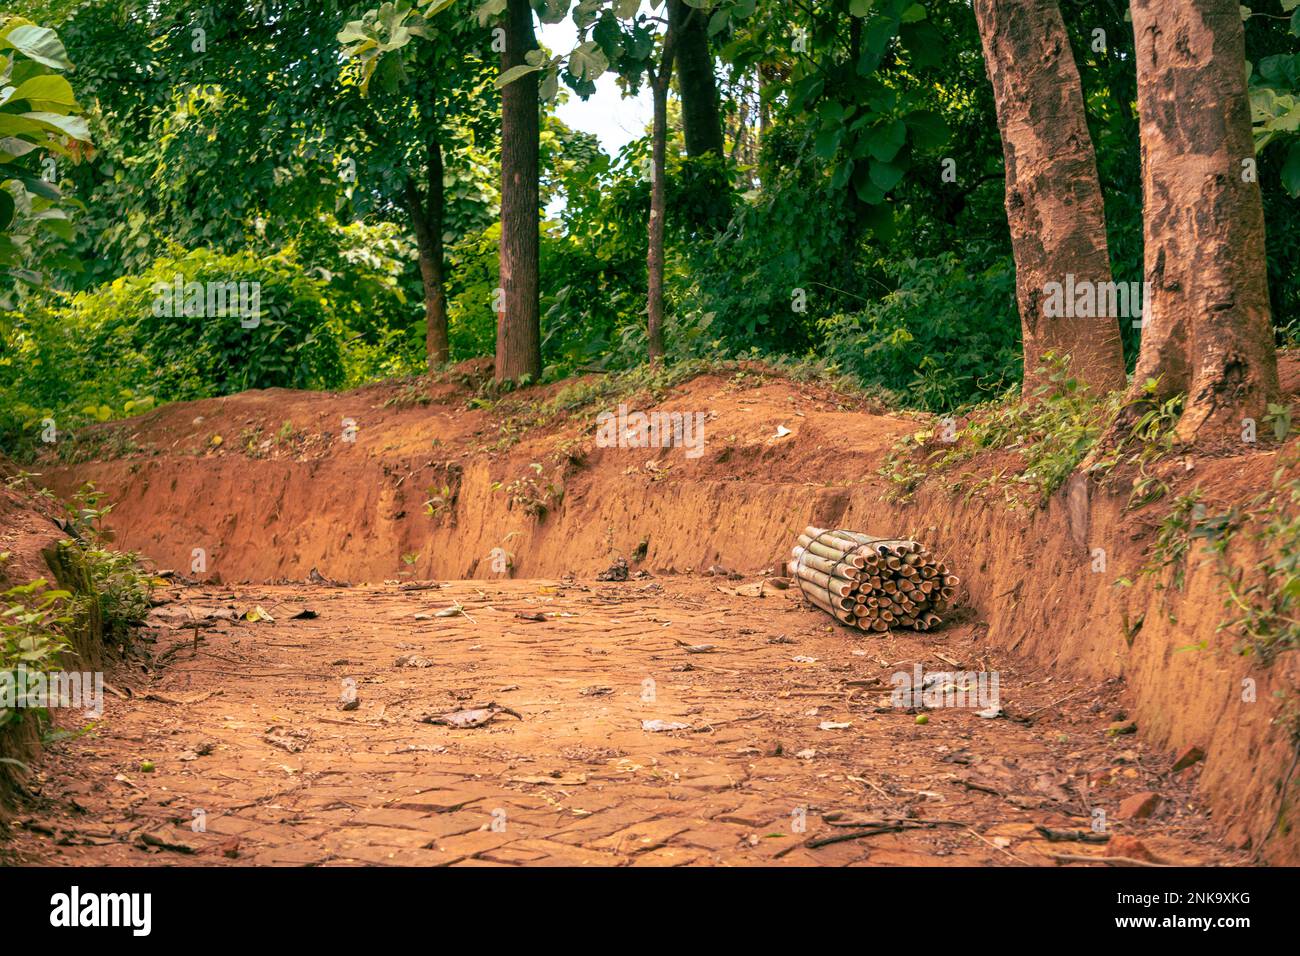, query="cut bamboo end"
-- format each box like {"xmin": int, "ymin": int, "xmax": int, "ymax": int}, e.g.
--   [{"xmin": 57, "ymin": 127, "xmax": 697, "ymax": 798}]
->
[{"xmin": 792, "ymin": 528, "xmax": 956, "ymax": 634}]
